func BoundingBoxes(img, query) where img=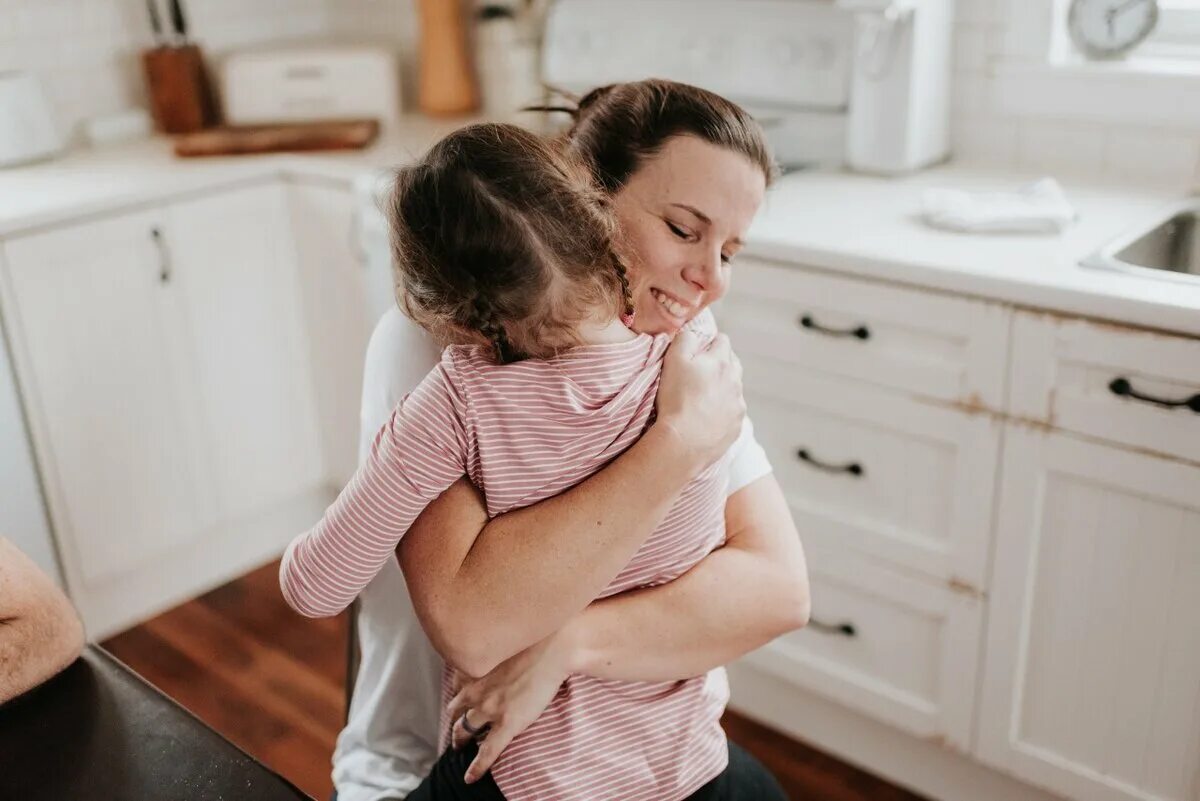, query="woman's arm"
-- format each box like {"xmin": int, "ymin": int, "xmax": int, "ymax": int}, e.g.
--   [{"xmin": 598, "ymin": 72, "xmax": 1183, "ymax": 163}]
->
[
  {"xmin": 0, "ymin": 537, "xmax": 85, "ymax": 704},
  {"xmin": 440, "ymin": 474, "xmax": 808, "ymax": 786},
  {"xmin": 397, "ymin": 329, "xmax": 745, "ymax": 678},
  {"xmin": 564, "ymin": 472, "xmax": 809, "ymax": 681}
]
